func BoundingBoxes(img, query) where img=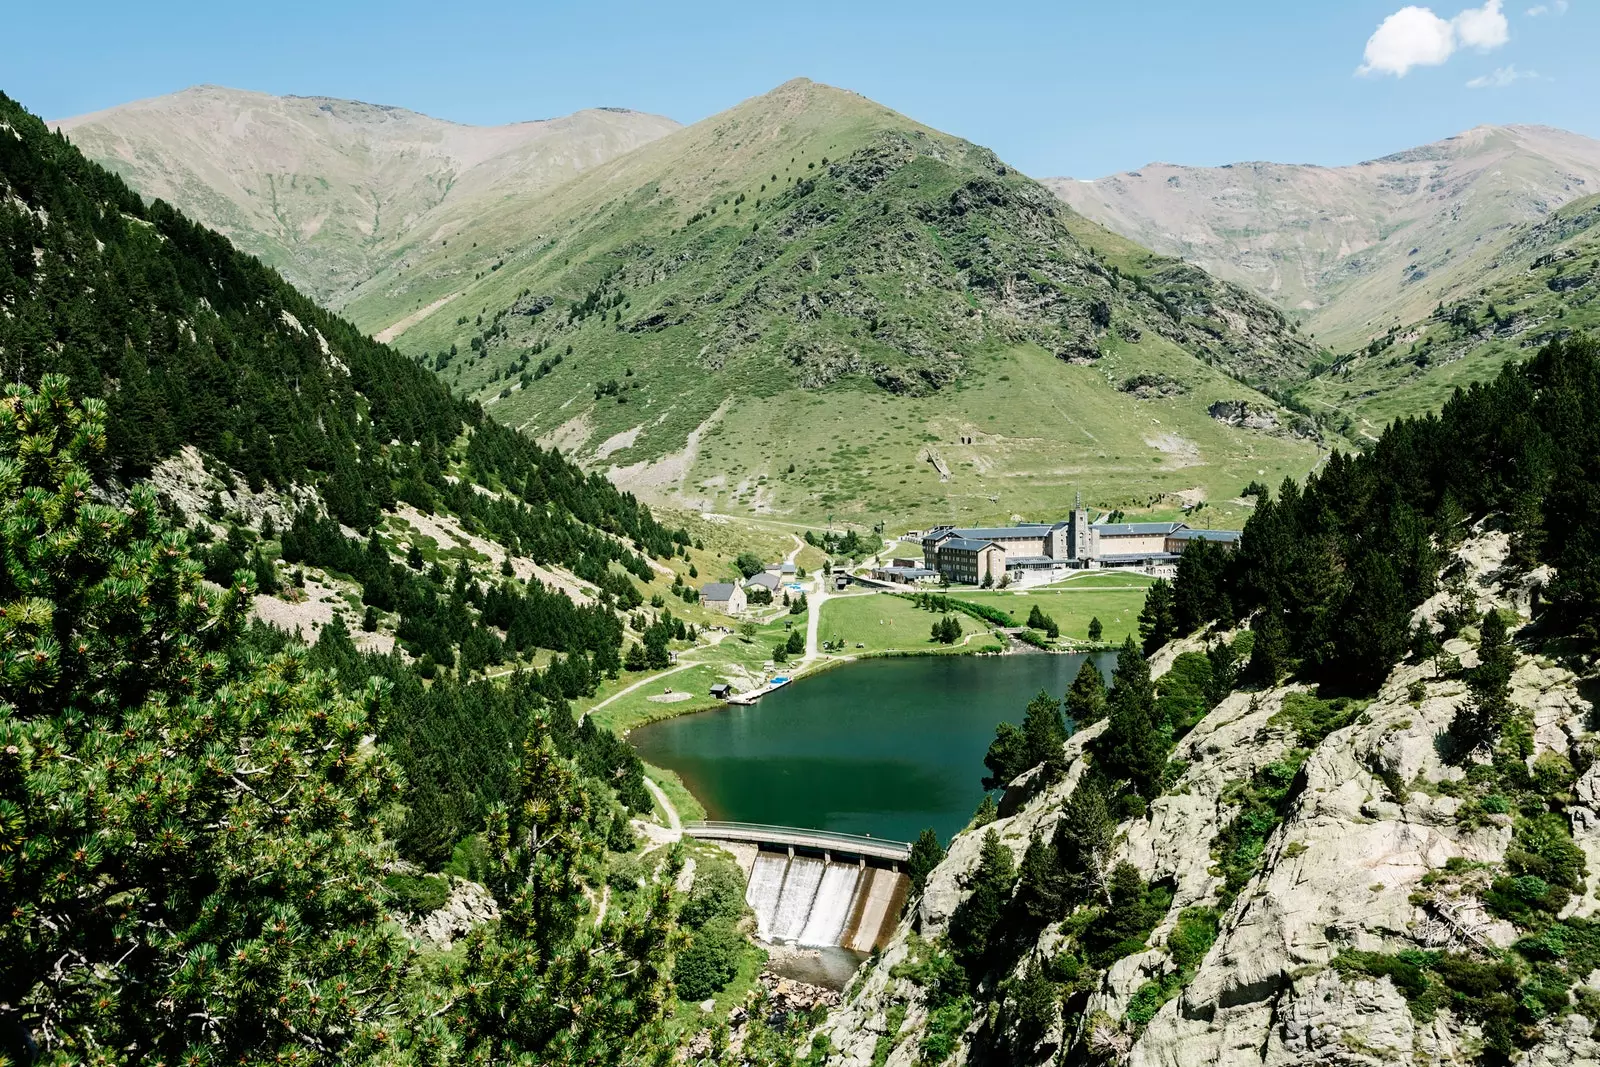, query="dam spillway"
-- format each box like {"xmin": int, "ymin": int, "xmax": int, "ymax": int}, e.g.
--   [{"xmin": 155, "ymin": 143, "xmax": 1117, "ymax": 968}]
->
[{"xmin": 744, "ymin": 849, "xmax": 908, "ymax": 951}]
